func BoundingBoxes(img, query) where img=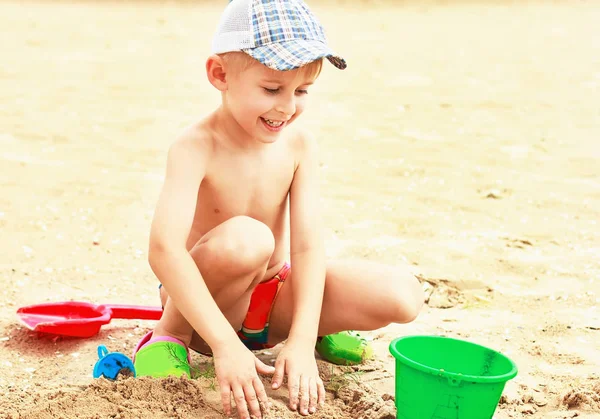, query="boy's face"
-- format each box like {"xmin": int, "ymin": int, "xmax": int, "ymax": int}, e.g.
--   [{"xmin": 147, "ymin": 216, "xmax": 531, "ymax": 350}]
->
[{"xmin": 223, "ymin": 58, "xmax": 320, "ymax": 142}]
